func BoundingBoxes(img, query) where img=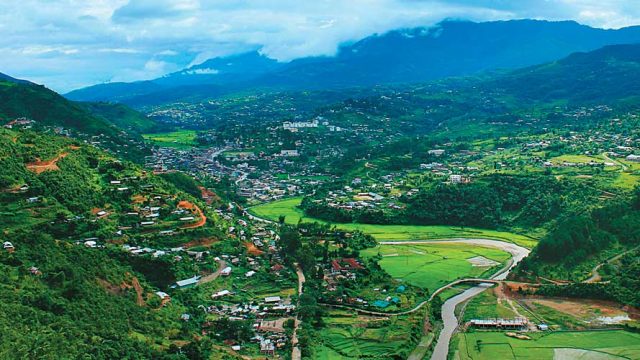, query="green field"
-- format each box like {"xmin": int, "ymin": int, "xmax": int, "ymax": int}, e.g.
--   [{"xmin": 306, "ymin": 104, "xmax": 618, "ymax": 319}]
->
[
  {"xmin": 142, "ymin": 130, "xmax": 198, "ymax": 149},
  {"xmin": 249, "ymin": 197, "xmax": 538, "ymax": 248},
  {"xmin": 361, "ymin": 243, "xmax": 510, "ymax": 292},
  {"xmin": 456, "ymin": 330, "xmax": 640, "ymax": 360},
  {"xmin": 462, "ymin": 290, "xmax": 523, "ymax": 321}
]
